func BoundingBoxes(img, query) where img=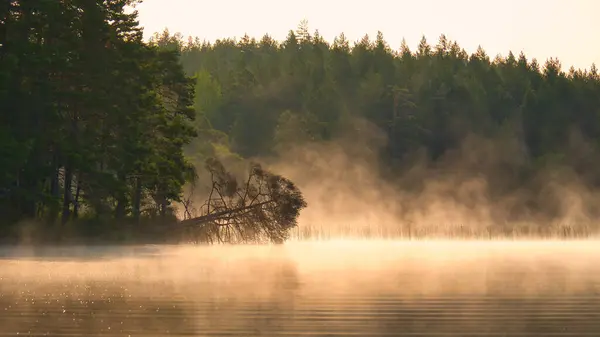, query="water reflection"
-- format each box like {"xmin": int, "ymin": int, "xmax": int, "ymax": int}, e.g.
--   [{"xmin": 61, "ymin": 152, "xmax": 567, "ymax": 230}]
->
[
  {"xmin": 0, "ymin": 244, "xmax": 164, "ymax": 261},
  {"xmin": 0, "ymin": 241, "xmax": 599, "ymax": 336}
]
